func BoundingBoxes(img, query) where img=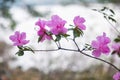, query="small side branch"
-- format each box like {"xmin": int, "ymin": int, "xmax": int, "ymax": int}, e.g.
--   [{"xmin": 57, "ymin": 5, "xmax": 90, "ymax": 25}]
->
[{"xmin": 33, "ymin": 49, "xmax": 59, "ymax": 52}]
